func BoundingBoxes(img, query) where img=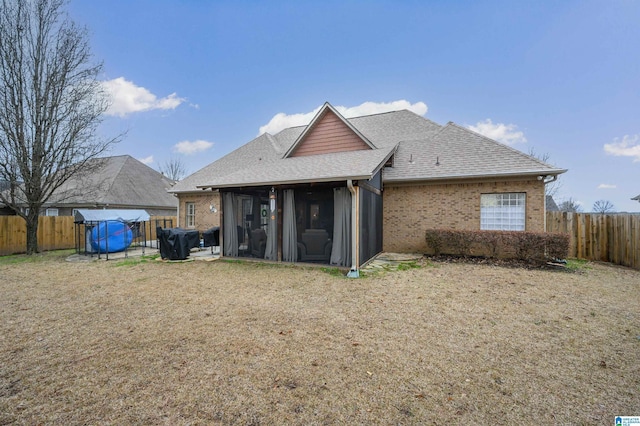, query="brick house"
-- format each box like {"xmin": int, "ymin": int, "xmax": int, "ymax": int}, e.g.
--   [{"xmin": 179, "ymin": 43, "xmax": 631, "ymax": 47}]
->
[{"xmin": 169, "ymin": 102, "xmax": 565, "ymax": 272}]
